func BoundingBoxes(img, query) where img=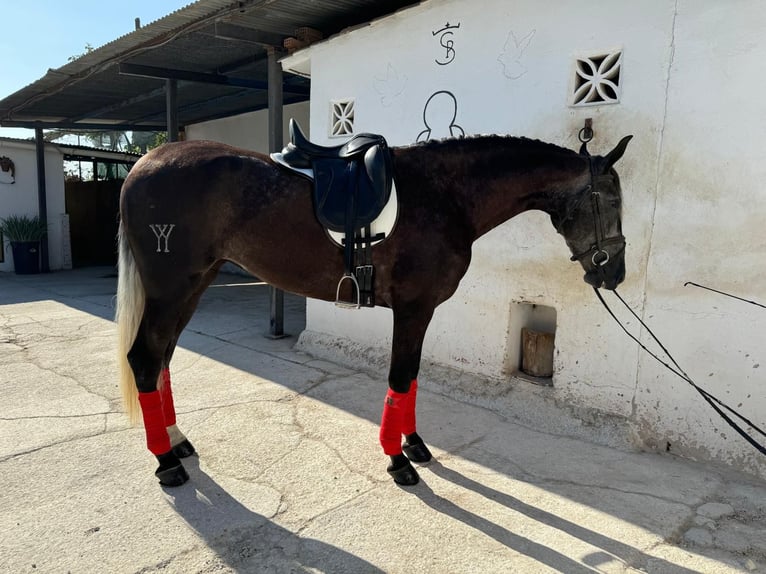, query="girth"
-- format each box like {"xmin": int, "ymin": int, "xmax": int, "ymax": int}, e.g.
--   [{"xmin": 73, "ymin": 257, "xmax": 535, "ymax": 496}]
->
[{"xmin": 271, "ymin": 119, "xmax": 394, "ymax": 308}]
